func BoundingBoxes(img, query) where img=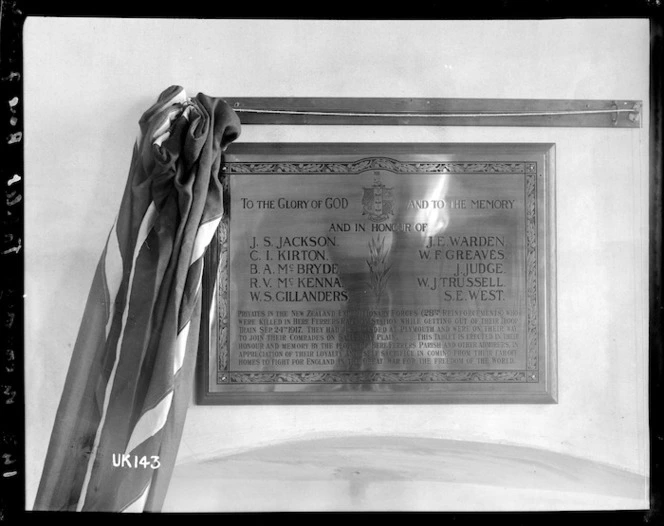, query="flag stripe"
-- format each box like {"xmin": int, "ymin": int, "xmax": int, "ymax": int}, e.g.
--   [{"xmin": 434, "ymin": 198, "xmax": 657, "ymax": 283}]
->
[
  {"xmin": 125, "ymin": 391, "xmax": 174, "ymax": 454},
  {"xmin": 103, "ymin": 220, "xmax": 123, "ymax": 338},
  {"xmin": 159, "ymin": 88, "xmax": 187, "ymax": 111},
  {"xmin": 172, "ymin": 322, "xmax": 191, "ymax": 376},
  {"xmin": 178, "ymin": 257, "xmax": 204, "ymax": 332},
  {"xmin": 153, "ymin": 131, "xmax": 171, "ymax": 147},
  {"xmin": 152, "ymin": 108, "xmax": 184, "ymax": 146},
  {"xmin": 121, "ymin": 482, "xmax": 152, "ymax": 513},
  {"xmin": 77, "ymin": 202, "xmax": 158, "ymax": 511},
  {"xmin": 190, "ymin": 217, "xmax": 221, "ymax": 265}
]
